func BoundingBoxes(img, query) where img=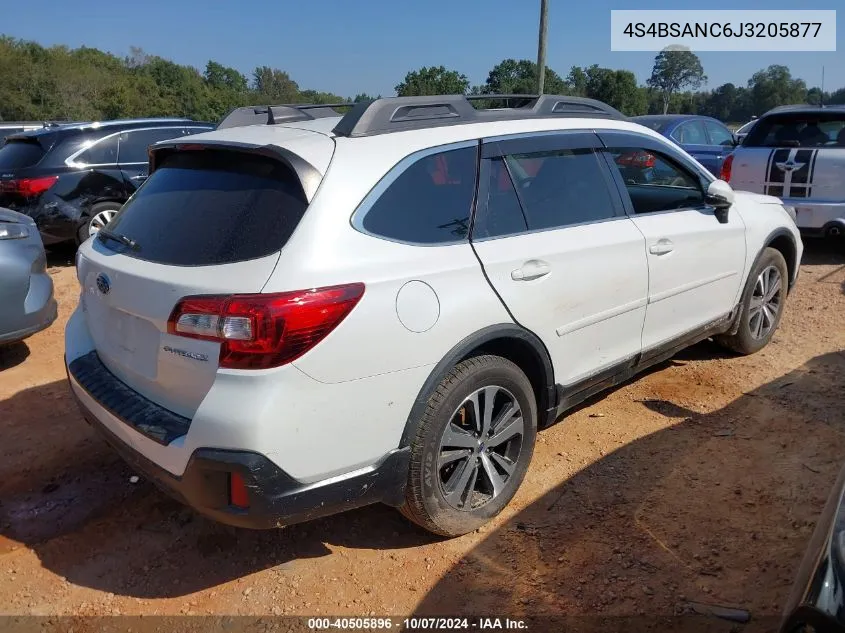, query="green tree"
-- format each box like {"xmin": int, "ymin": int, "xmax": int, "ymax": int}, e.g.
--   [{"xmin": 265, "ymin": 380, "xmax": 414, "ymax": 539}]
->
[
  {"xmin": 252, "ymin": 66, "xmax": 299, "ymax": 103},
  {"xmin": 353, "ymin": 93, "xmax": 379, "ymax": 102},
  {"xmin": 567, "ymin": 65, "xmax": 647, "ymax": 115},
  {"xmin": 746, "ymin": 65, "xmax": 807, "ymax": 115},
  {"xmin": 646, "ymin": 49, "xmax": 706, "ymax": 114},
  {"xmin": 395, "ymin": 65, "xmax": 469, "ymax": 96},
  {"xmin": 484, "ymin": 58, "xmax": 566, "ymax": 95},
  {"xmin": 828, "ymin": 87, "xmax": 845, "ymax": 105}
]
